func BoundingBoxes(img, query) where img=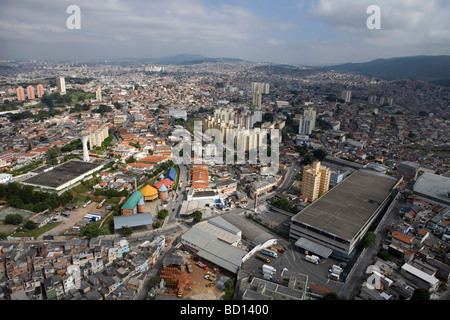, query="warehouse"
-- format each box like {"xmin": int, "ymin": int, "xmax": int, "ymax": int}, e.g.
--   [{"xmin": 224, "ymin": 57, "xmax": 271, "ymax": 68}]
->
[
  {"xmin": 113, "ymin": 213, "xmax": 154, "ymax": 233},
  {"xmin": 180, "ymin": 216, "xmax": 246, "ymax": 274},
  {"xmin": 413, "ymin": 172, "xmax": 450, "ymax": 206},
  {"xmin": 290, "ymin": 169, "xmax": 400, "ymax": 259},
  {"xmin": 22, "ymin": 160, "xmax": 104, "ymax": 193}
]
